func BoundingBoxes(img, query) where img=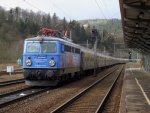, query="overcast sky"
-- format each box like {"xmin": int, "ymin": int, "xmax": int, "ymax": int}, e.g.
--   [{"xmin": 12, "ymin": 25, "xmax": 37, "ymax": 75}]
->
[{"xmin": 0, "ymin": 0, "xmax": 121, "ymax": 21}]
